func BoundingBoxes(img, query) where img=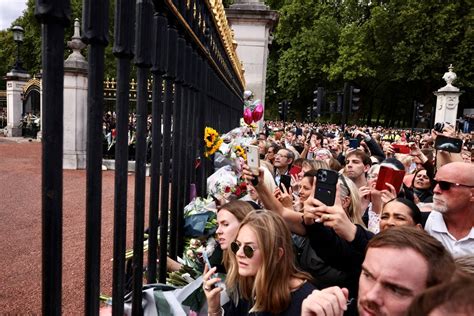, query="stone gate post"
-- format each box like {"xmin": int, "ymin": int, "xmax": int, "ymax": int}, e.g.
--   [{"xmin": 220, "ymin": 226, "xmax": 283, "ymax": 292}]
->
[
  {"xmin": 226, "ymin": 0, "xmax": 278, "ymax": 117},
  {"xmin": 5, "ymin": 72, "xmax": 30, "ymax": 137},
  {"xmin": 433, "ymin": 65, "xmax": 463, "ymax": 126},
  {"xmin": 63, "ymin": 19, "xmax": 88, "ymax": 169}
]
